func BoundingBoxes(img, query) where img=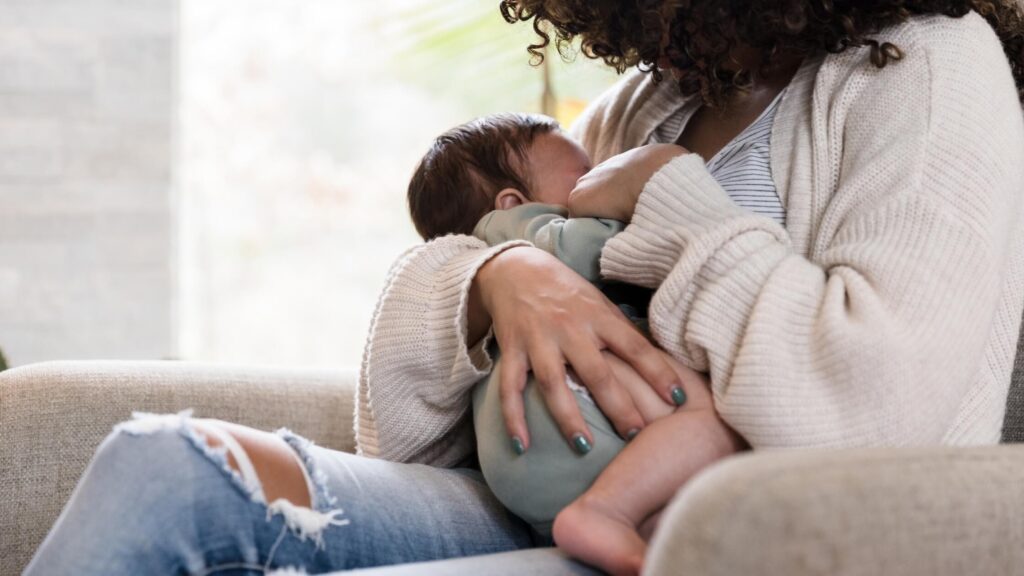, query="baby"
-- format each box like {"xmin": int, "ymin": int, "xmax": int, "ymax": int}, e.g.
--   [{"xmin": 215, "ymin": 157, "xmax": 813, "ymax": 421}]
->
[{"xmin": 408, "ymin": 113, "xmax": 744, "ymax": 576}]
